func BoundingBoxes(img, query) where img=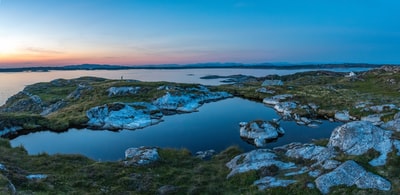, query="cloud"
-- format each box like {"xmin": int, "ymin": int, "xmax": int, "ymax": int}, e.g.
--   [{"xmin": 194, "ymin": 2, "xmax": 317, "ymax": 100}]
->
[{"xmin": 24, "ymin": 47, "xmax": 64, "ymax": 54}]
